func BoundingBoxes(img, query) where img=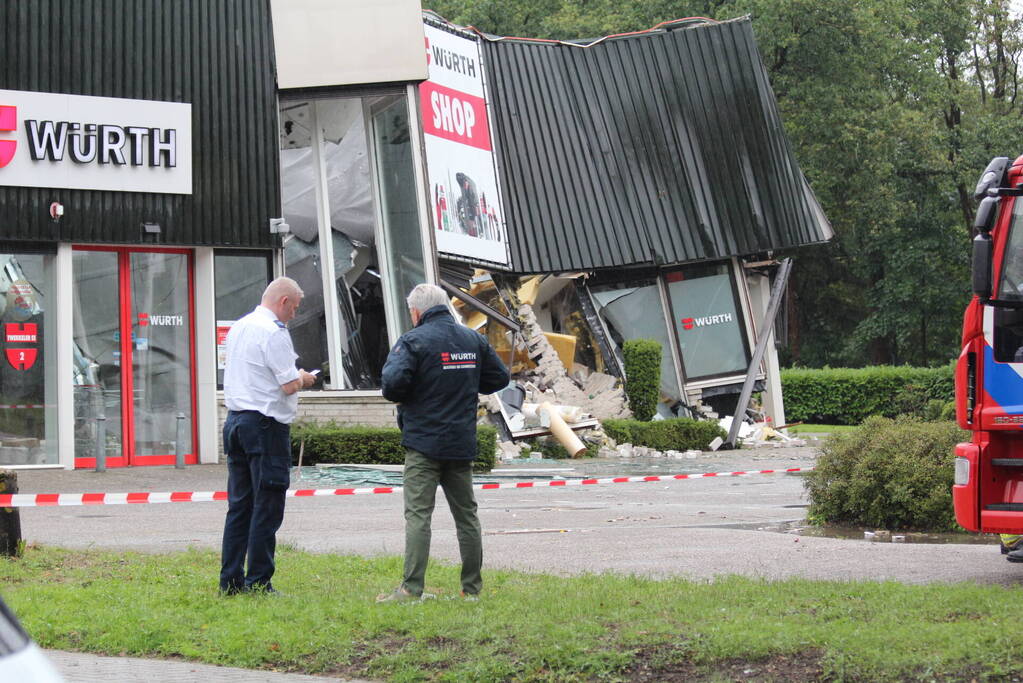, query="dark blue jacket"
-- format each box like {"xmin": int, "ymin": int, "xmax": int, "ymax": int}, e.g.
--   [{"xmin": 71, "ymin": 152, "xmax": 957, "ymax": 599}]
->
[{"xmin": 381, "ymin": 305, "xmax": 509, "ymax": 460}]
